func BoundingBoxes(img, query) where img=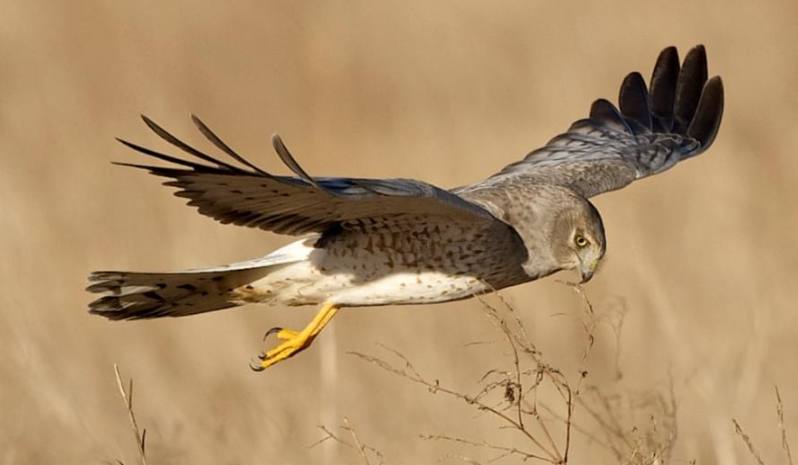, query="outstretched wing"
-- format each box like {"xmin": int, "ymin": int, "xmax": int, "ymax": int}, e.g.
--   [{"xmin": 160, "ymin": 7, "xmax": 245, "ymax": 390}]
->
[
  {"xmin": 490, "ymin": 45, "xmax": 724, "ymax": 198},
  {"xmin": 115, "ymin": 115, "xmax": 501, "ymax": 236}
]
